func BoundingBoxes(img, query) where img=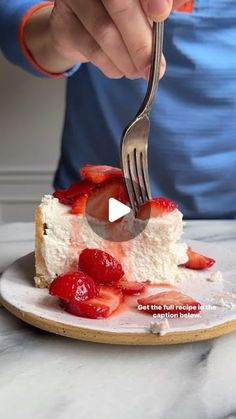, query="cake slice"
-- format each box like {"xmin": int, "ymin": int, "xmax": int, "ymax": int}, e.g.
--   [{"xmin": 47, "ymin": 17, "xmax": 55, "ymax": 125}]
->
[{"xmin": 34, "ymin": 165, "xmax": 188, "ymax": 288}]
